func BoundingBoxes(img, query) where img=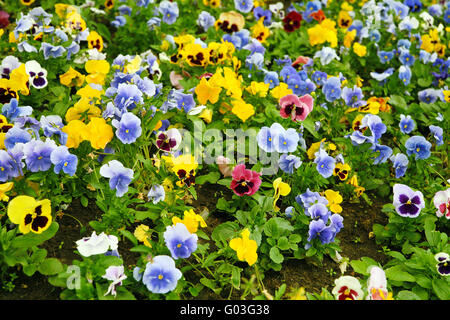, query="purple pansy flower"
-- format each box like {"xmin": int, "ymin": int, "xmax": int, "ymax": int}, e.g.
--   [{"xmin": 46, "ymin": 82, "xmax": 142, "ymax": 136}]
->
[{"xmin": 393, "ymin": 183, "xmax": 425, "ymax": 218}]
